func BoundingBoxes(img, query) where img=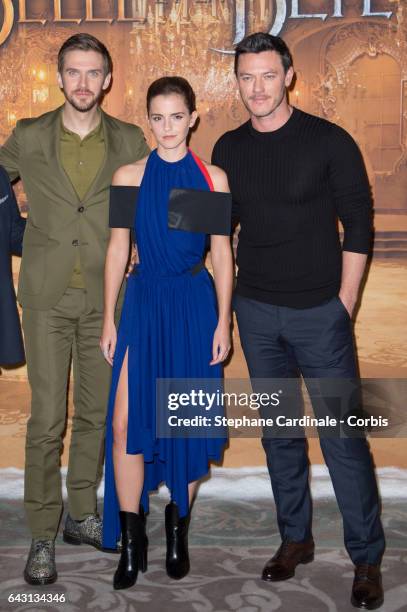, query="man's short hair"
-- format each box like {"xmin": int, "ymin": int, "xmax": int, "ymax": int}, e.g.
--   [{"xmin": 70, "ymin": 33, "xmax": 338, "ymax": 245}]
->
[
  {"xmin": 234, "ymin": 32, "xmax": 293, "ymax": 75},
  {"xmin": 58, "ymin": 33, "xmax": 113, "ymax": 76}
]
